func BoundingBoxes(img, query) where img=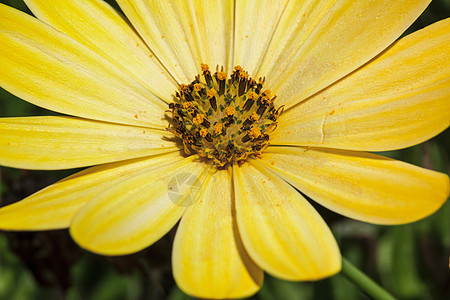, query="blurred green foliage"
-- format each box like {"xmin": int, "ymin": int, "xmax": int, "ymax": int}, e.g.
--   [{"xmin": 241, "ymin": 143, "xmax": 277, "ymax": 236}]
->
[{"xmin": 0, "ymin": 0, "xmax": 449, "ymax": 299}]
